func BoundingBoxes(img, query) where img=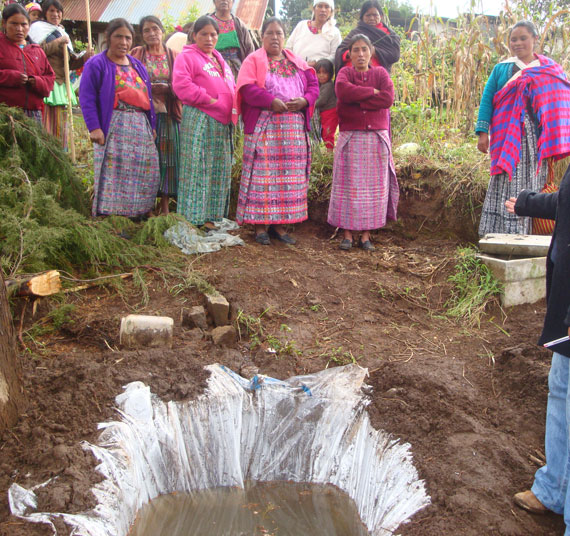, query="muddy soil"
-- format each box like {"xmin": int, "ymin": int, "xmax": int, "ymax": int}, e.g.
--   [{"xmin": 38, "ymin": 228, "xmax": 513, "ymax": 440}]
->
[{"xmin": 0, "ymin": 181, "xmax": 565, "ymax": 536}]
